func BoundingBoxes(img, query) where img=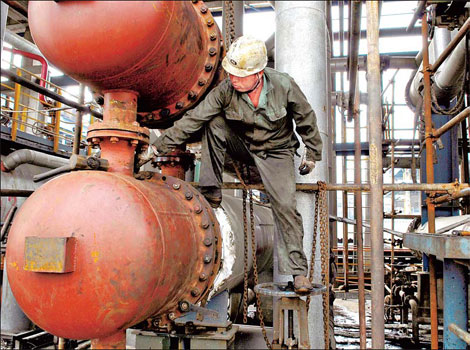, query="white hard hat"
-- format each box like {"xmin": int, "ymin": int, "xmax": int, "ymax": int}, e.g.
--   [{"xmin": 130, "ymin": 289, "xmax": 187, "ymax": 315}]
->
[{"xmin": 222, "ymin": 36, "xmax": 268, "ymax": 77}]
